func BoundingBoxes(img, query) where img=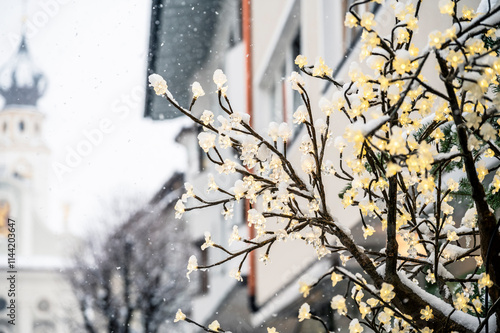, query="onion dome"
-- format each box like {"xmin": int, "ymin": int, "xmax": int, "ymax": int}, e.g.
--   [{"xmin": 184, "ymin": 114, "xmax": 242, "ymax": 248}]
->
[{"xmin": 0, "ymin": 35, "xmax": 47, "ymax": 108}]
